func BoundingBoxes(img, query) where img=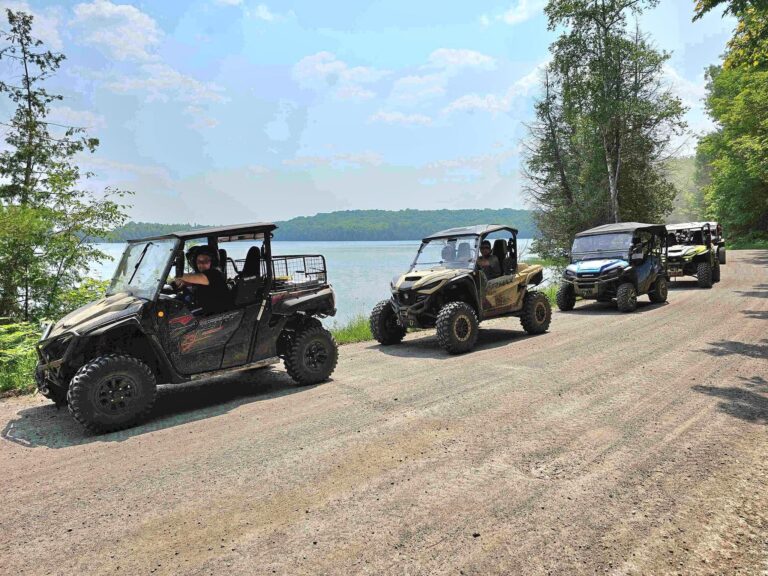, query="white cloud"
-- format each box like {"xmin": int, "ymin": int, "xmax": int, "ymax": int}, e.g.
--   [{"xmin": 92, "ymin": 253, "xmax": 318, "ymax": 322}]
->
[
  {"xmin": 292, "ymin": 52, "xmax": 390, "ymax": 100},
  {"xmin": 335, "ymin": 85, "xmax": 376, "ymax": 100},
  {"xmin": 48, "ymin": 106, "xmax": 106, "ymax": 130},
  {"xmin": 427, "ymin": 48, "xmax": 496, "ymax": 71},
  {"xmin": 0, "ymin": 1, "xmax": 64, "ymax": 50},
  {"xmin": 498, "ymin": 0, "xmax": 546, "ymax": 26},
  {"xmin": 663, "ymin": 64, "xmax": 707, "ymax": 109},
  {"xmin": 443, "ymin": 59, "xmax": 547, "ymax": 115},
  {"xmin": 108, "ymin": 63, "xmax": 227, "ymax": 105},
  {"xmin": 71, "ymin": 0, "xmax": 162, "ymax": 61},
  {"xmin": 479, "ymin": 14, "xmax": 491, "ymax": 27},
  {"xmin": 390, "ymin": 74, "xmax": 446, "ymax": 104},
  {"xmin": 214, "ymin": 0, "xmax": 243, "ymax": 5},
  {"xmin": 184, "ymin": 106, "xmax": 219, "ymax": 129},
  {"xmin": 283, "ymin": 151, "xmax": 384, "ymax": 169},
  {"xmin": 368, "ymin": 111, "xmax": 433, "ymax": 126}
]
